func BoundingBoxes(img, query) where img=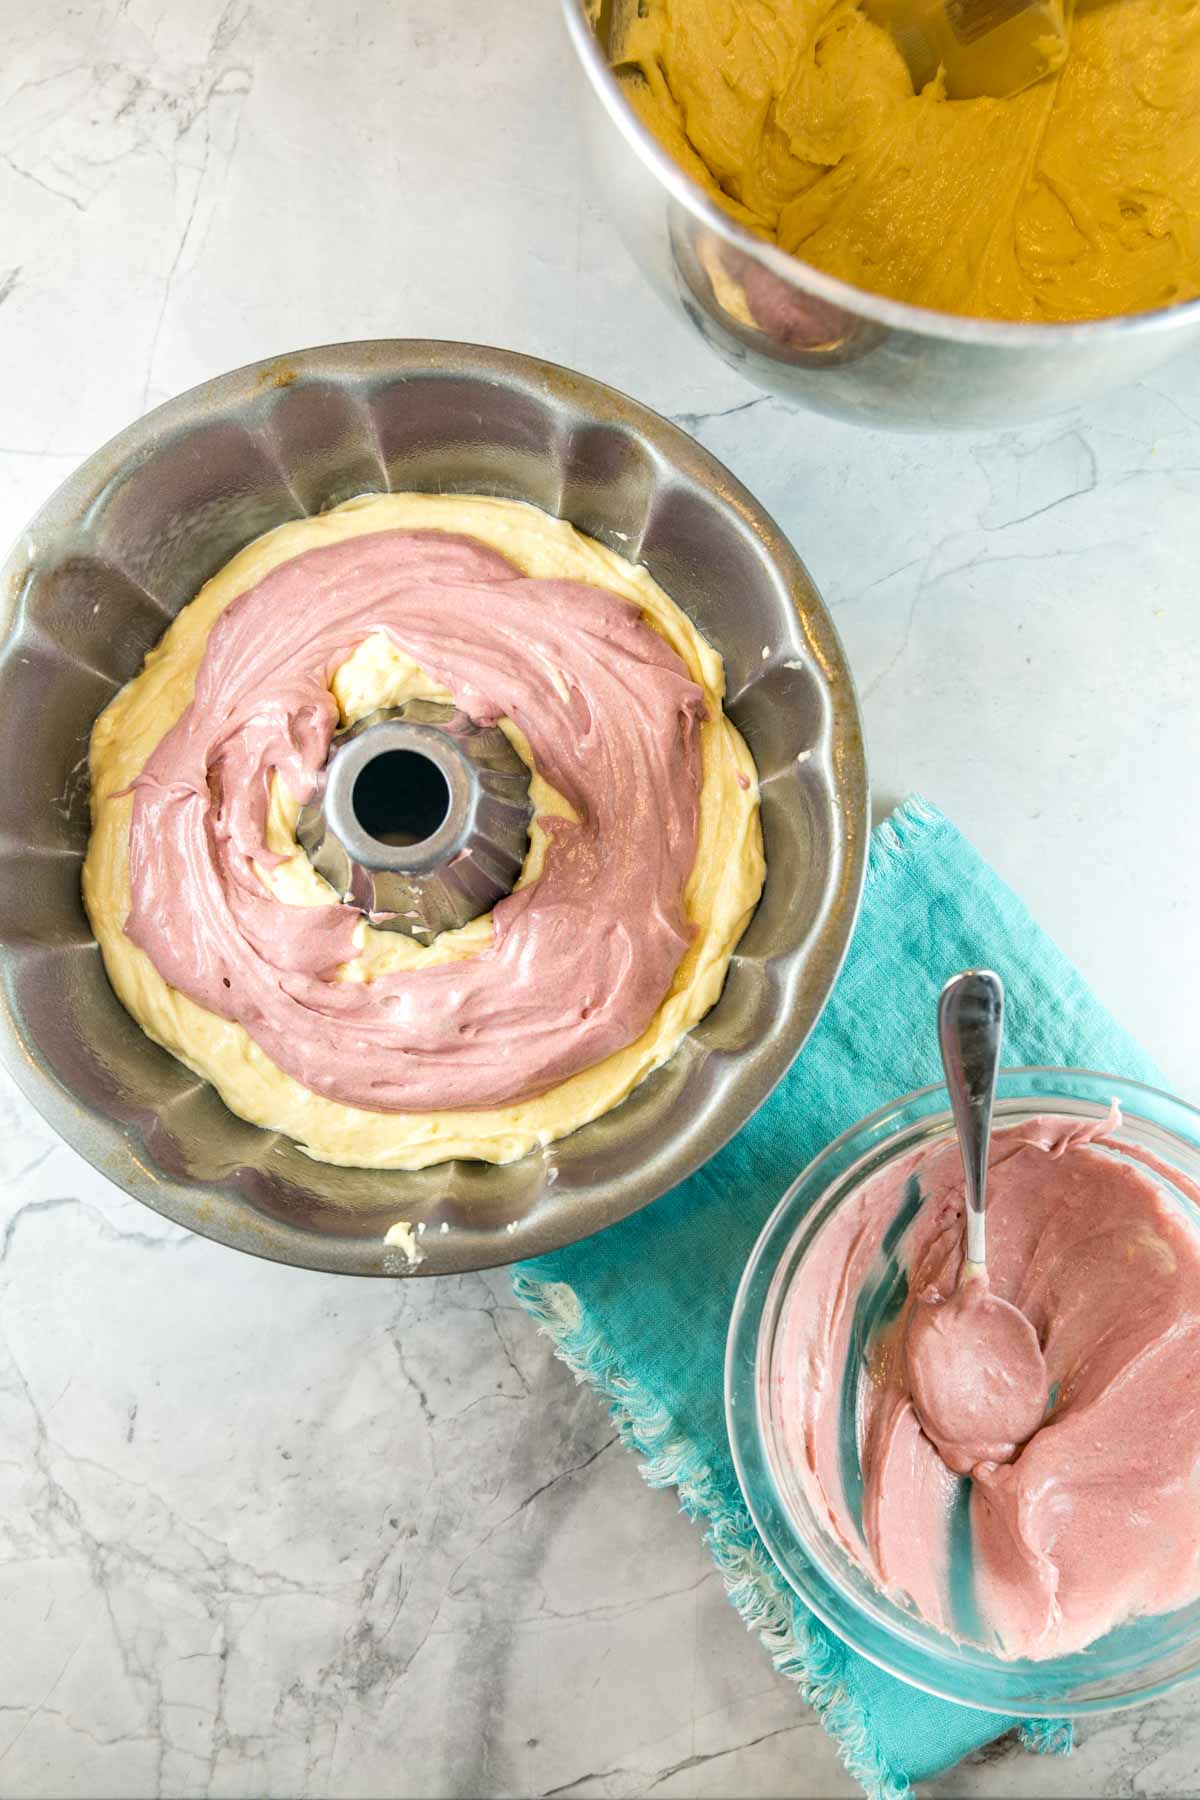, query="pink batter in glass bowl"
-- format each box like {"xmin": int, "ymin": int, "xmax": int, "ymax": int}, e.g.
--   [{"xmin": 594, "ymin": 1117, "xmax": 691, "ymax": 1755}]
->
[{"xmin": 726, "ymin": 1069, "xmax": 1200, "ymax": 1714}]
